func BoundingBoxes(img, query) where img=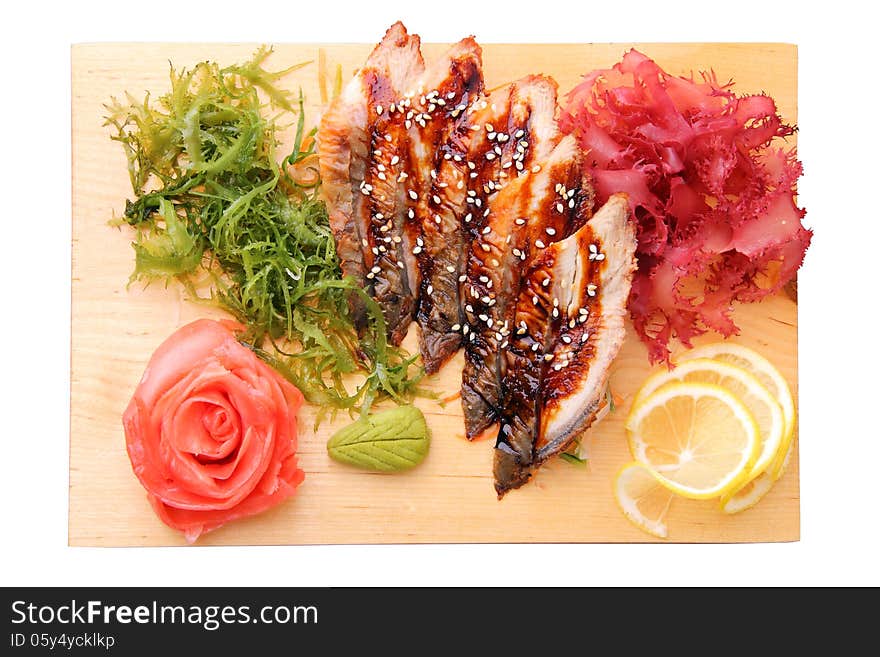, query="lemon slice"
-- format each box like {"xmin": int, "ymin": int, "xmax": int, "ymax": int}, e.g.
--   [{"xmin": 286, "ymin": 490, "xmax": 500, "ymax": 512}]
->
[
  {"xmin": 676, "ymin": 343, "xmax": 795, "ymax": 480},
  {"xmin": 625, "ymin": 382, "xmax": 759, "ymax": 499},
  {"xmin": 720, "ymin": 439, "xmax": 795, "ymax": 514},
  {"xmin": 632, "ymin": 358, "xmax": 784, "ymax": 481},
  {"xmin": 719, "ymin": 472, "xmax": 774, "ymax": 514},
  {"xmin": 613, "ymin": 462, "xmax": 675, "ymax": 539}
]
